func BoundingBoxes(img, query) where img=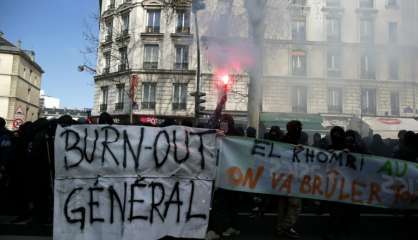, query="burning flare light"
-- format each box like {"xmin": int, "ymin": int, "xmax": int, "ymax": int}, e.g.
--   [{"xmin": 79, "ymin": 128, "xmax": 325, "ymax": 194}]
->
[{"xmin": 221, "ymin": 74, "xmax": 230, "ymax": 85}]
